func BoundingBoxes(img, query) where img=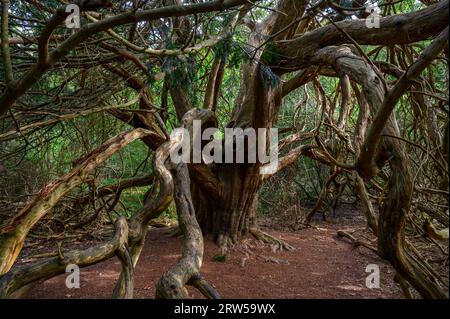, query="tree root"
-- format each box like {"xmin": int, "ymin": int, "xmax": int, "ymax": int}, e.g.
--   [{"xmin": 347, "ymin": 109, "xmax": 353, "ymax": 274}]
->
[
  {"xmin": 239, "ymin": 246, "xmax": 290, "ymax": 265},
  {"xmin": 249, "ymin": 228, "xmax": 295, "ymax": 252},
  {"xmin": 216, "ymin": 234, "xmax": 233, "ymax": 255},
  {"xmin": 164, "ymin": 226, "xmax": 182, "ymax": 238},
  {"xmin": 336, "ymin": 230, "xmax": 377, "ymax": 253},
  {"xmin": 394, "ymin": 272, "xmax": 413, "ymax": 299},
  {"xmin": 149, "ymin": 219, "xmax": 175, "ymax": 228}
]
